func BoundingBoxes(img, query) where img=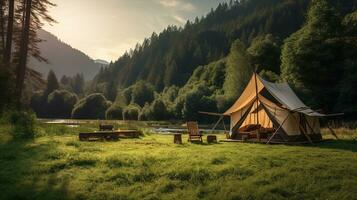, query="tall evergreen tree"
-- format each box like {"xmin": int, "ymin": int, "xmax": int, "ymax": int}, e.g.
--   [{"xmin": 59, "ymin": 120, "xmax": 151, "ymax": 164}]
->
[
  {"xmin": 223, "ymin": 39, "xmax": 253, "ymax": 100},
  {"xmin": 3, "ymin": 0, "xmax": 14, "ymax": 64},
  {"xmin": 15, "ymin": 0, "xmax": 56, "ymax": 103},
  {"xmin": 280, "ymin": 0, "xmax": 344, "ymax": 110},
  {"xmin": 72, "ymin": 73, "xmax": 84, "ymax": 95},
  {"xmin": 43, "ymin": 70, "xmax": 59, "ymax": 97}
]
